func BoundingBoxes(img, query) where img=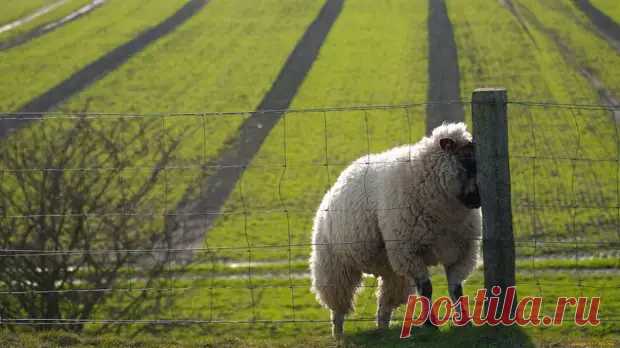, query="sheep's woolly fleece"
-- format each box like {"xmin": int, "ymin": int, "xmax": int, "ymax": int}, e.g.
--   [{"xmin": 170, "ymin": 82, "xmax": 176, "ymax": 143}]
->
[{"xmin": 310, "ymin": 122, "xmax": 481, "ymax": 316}]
